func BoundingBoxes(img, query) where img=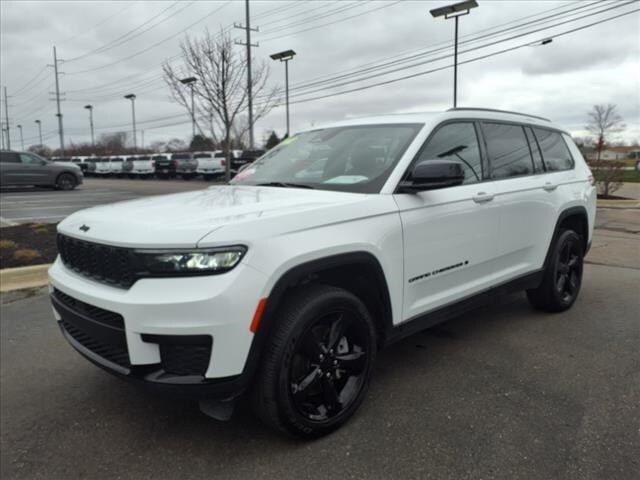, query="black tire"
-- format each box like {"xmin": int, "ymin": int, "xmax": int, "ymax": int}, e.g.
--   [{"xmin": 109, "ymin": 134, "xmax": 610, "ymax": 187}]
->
[
  {"xmin": 253, "ymin": 284, "xmax": 377, "ymax": 439},
  {"xmin": 527, "ymin": 229, "xmax": 584, "ymax": 312},
  {"xmin": 203, "ymin": 174, "xmax": 214, "ymax": 181},
  {"xmin": 55, "ymin": 173, "xmax": 77, "ymax": 191}
]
